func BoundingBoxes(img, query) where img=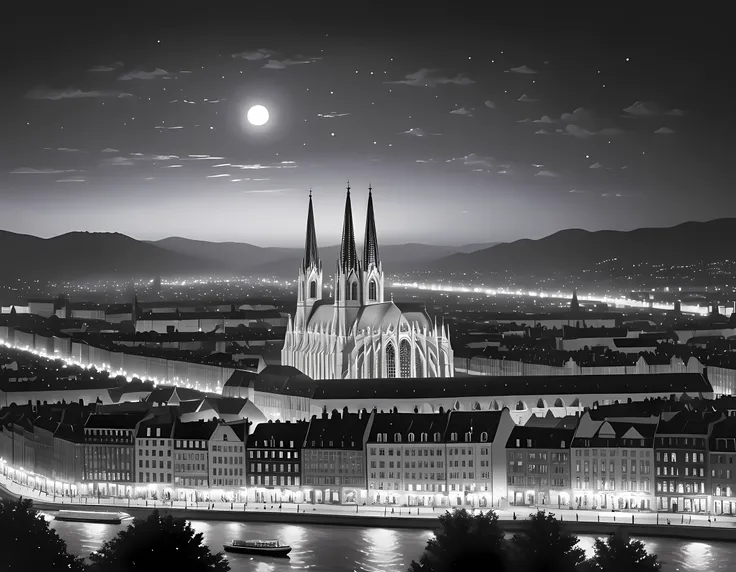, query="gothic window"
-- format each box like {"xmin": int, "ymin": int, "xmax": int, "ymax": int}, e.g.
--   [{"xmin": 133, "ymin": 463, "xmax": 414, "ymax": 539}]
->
[
  {"xmin": 350, "ymin": 281, "xmax": 358, "ymax": 301},
  {"xmin": 415, "ymin": 350, "xmax": 423, "ymax": 377},
  {"xmin": 369, "ymin": 280, "xmax": 377, "ymax": 301},
  {"xmin": 309, "ymin": 280, "xmax": 317, "ymax": 299},
  {"xmin": 399, "ymin": 339, "xmax": 412, "ymax": 378},
  {"xmin": 386, "ymin": 343, "xmax": 396, "ymax": 378}
]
